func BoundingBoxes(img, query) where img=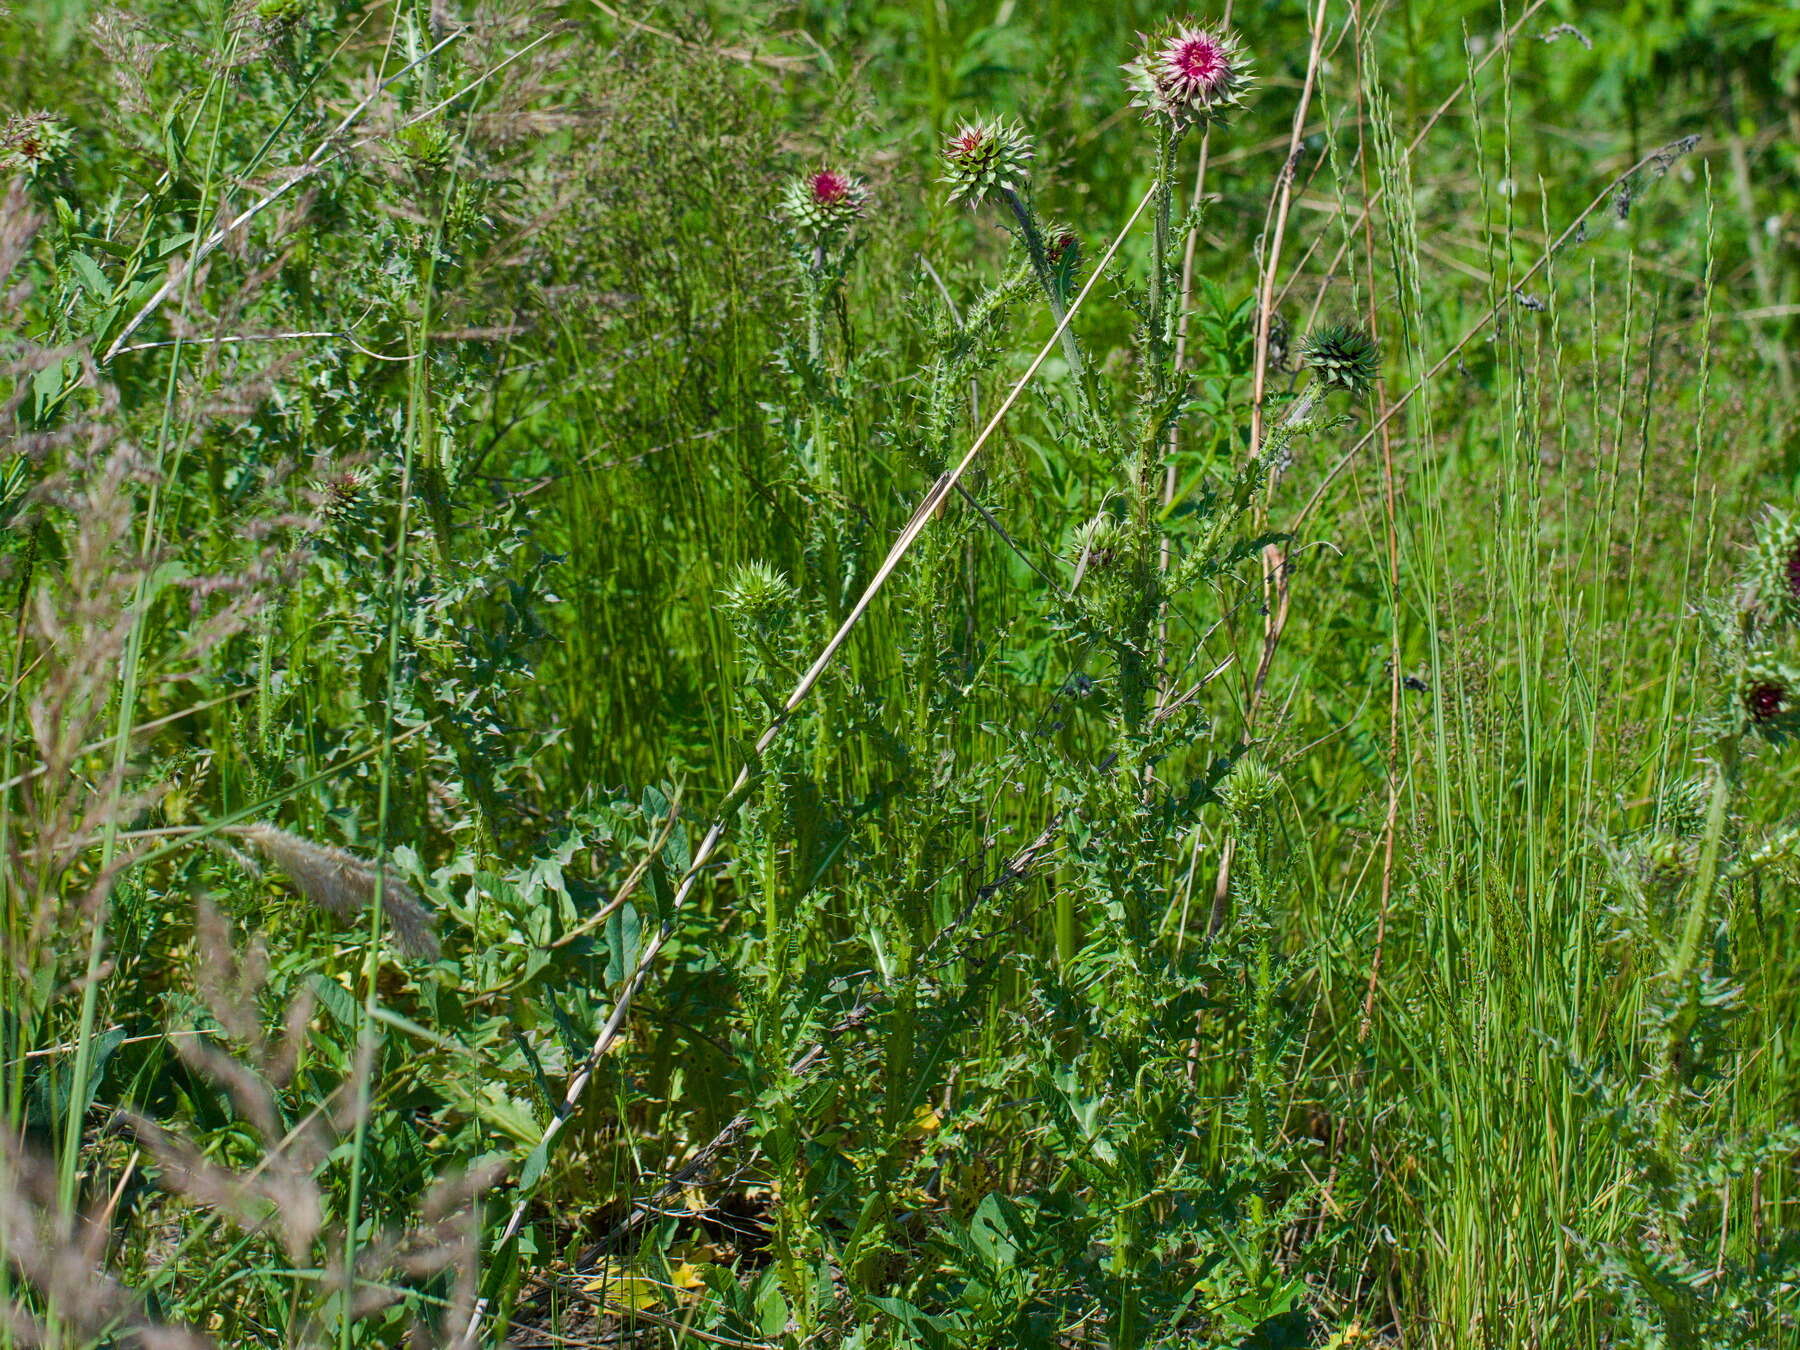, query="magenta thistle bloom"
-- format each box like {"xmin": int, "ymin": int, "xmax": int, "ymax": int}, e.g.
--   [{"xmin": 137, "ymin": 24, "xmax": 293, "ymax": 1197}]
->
[
  {"xmin": 779, "ymin": 166, "xmax": 869, "ymax": 238},
  {"xmin": 1747, "ymin": 680, "xmax": 1786, "ymax": 721},
  {"xmin": 1125, "ymin": 21, "xmax": 1253, "ymax": 128},
  {"xmin": 939, "ymin": 117, "xmax": 1033, "ymax": 208},
  {"xmin": 1739, "ymin": 659, "xmax": 1800, "ymax": 742}
]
